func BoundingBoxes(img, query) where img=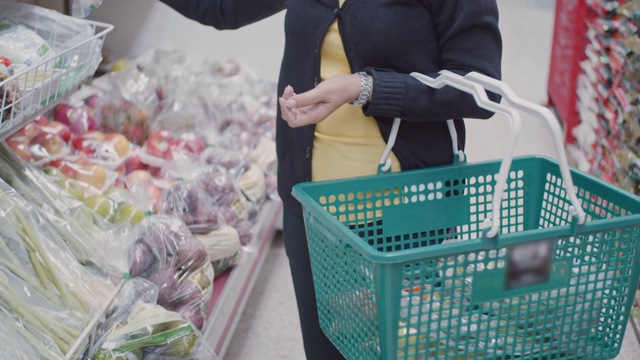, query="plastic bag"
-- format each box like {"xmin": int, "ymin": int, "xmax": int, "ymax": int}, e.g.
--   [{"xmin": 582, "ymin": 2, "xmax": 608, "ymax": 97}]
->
[
  {"xmin": 0, "ymin": 144, "xmax": 135, "ymax": 281},
  {"xmin": 91, "ymin": 278, "xmax": 217, "ymax": 360},
  {"xmin": 134, "ymin": 48, "xmax": 194, "ymax": 101},
  {"xmin": 91, "ymin": 66, "xmax": 159, "ymax": 146},
  {"xmin": 0, "ymin": 176, "xmax": 129, "ymax": 358},
  {"xmin": 159, "ymin": 166, "xmax": 253, "ymax": 234},
  {"xmin": 0, "ymin": 310, "xmax": 64, "ymax": 360},
  {"xmin": 0, "ymin": 1, "xmax": 93, "ymax": 63},
  {"xmin": 72, "ymin": 0, "xmax": 103, "ymax": 18},
  {"xmin": 0, "ymin": 18, "xmax": 55, "ymax": 66},
  {"xmin": 139, "ymin": 128, "xmax": 206, "ymax": 169},
  {"xmin": 194, "ymin": 226, "xmax": 242, "ymax": 274},
  {"xmin": 152, "ymin": 92, "xmax": 212, "ymax": 135},
  {"xmin": 130, "ymin": 215, "xmax": 214, "ymax": 330},
  {"xmin": 0, "ymin": 264, "xmax": 85, "ymax": 358}
]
